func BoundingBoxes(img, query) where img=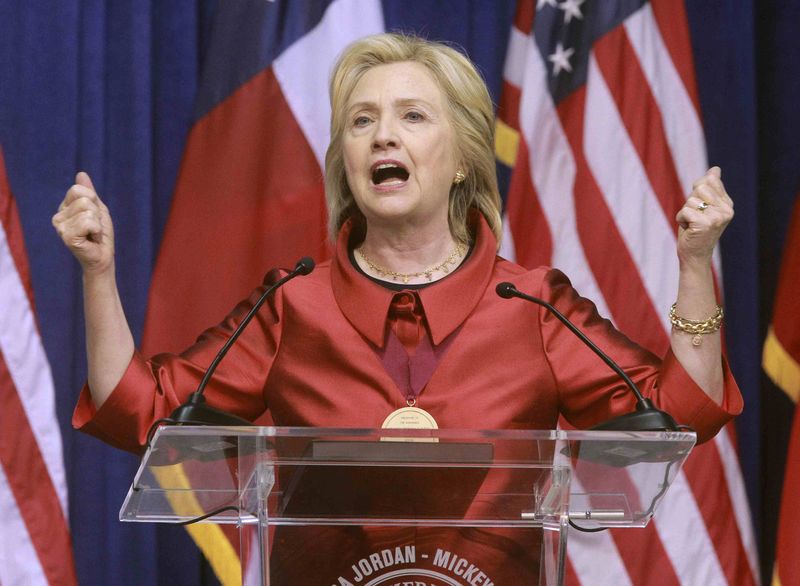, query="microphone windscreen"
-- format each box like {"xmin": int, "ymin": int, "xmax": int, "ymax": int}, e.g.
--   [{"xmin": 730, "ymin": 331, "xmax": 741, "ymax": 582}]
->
[
  {"xmin": 495, "ymin": 282, "xmax": 517, "ymax": 299},
  {"xmin": 295, "ymin": 257, "xmax": 315, "ymax": 275}
]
